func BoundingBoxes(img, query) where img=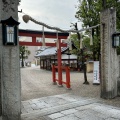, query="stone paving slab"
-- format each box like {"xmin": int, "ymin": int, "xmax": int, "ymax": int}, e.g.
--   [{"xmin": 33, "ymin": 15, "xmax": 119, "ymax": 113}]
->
[
  {"xmin": 21, "ymin": 93, "xmax": 99, "ymax": 120},
  {"xmin": 55, "ymin": 114, "xmax": 80, "ymax": 120},
  {"xmin": 21, "ymin": 93, "xmax": 98, "ymax": 114},
  {"xmin": 21, "ymin": 93, "xmax": 120, "ymax": 120}
]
